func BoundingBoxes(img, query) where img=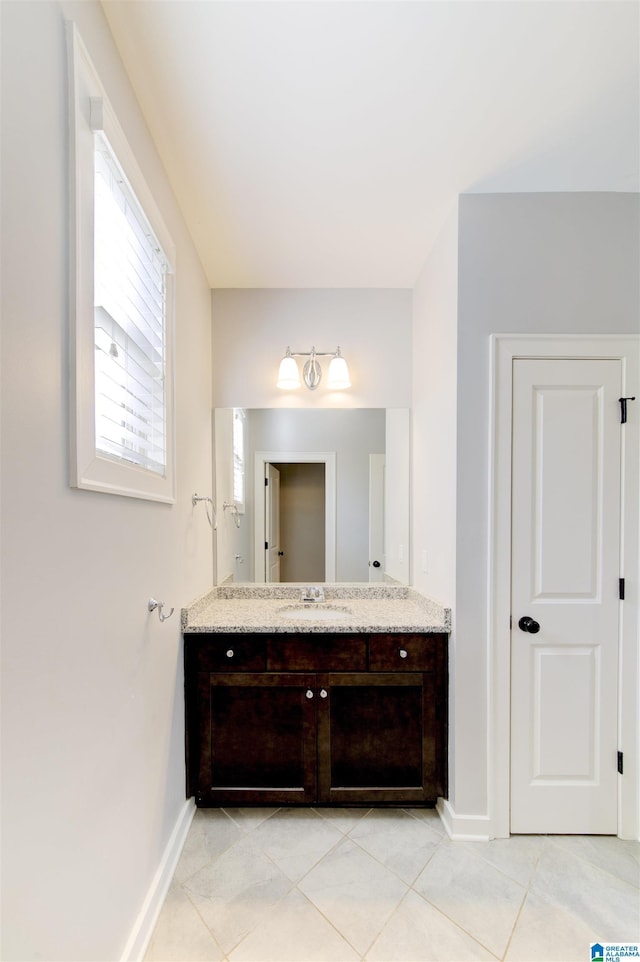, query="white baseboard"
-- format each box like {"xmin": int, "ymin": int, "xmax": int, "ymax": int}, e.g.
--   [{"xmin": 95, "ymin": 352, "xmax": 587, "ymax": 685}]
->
[
  {"xmin": 437, "ymin": 797, "xmax": 495, "ymax": 841},
  {"xmin": 120, "ymin": 797, "xmax": 196, "ymax": 962}
]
